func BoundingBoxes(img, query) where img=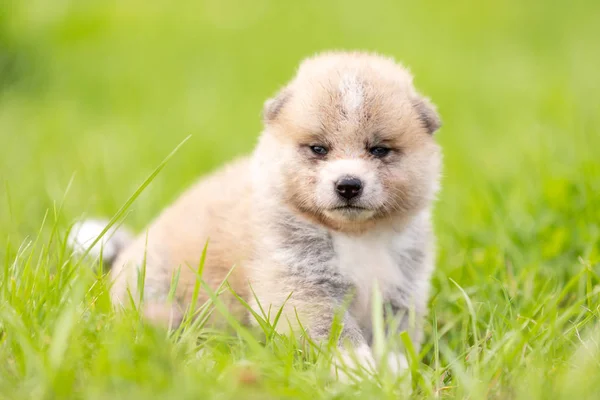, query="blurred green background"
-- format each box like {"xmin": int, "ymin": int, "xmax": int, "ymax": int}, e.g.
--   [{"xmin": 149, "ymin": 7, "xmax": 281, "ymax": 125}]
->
[
  {"xmin": 1, "ymin": 0, "xmax": 600, "ymax": 398},
  {"xmin": 1, "ymin": 0, "xmax": 599, "ymax": 283}
]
